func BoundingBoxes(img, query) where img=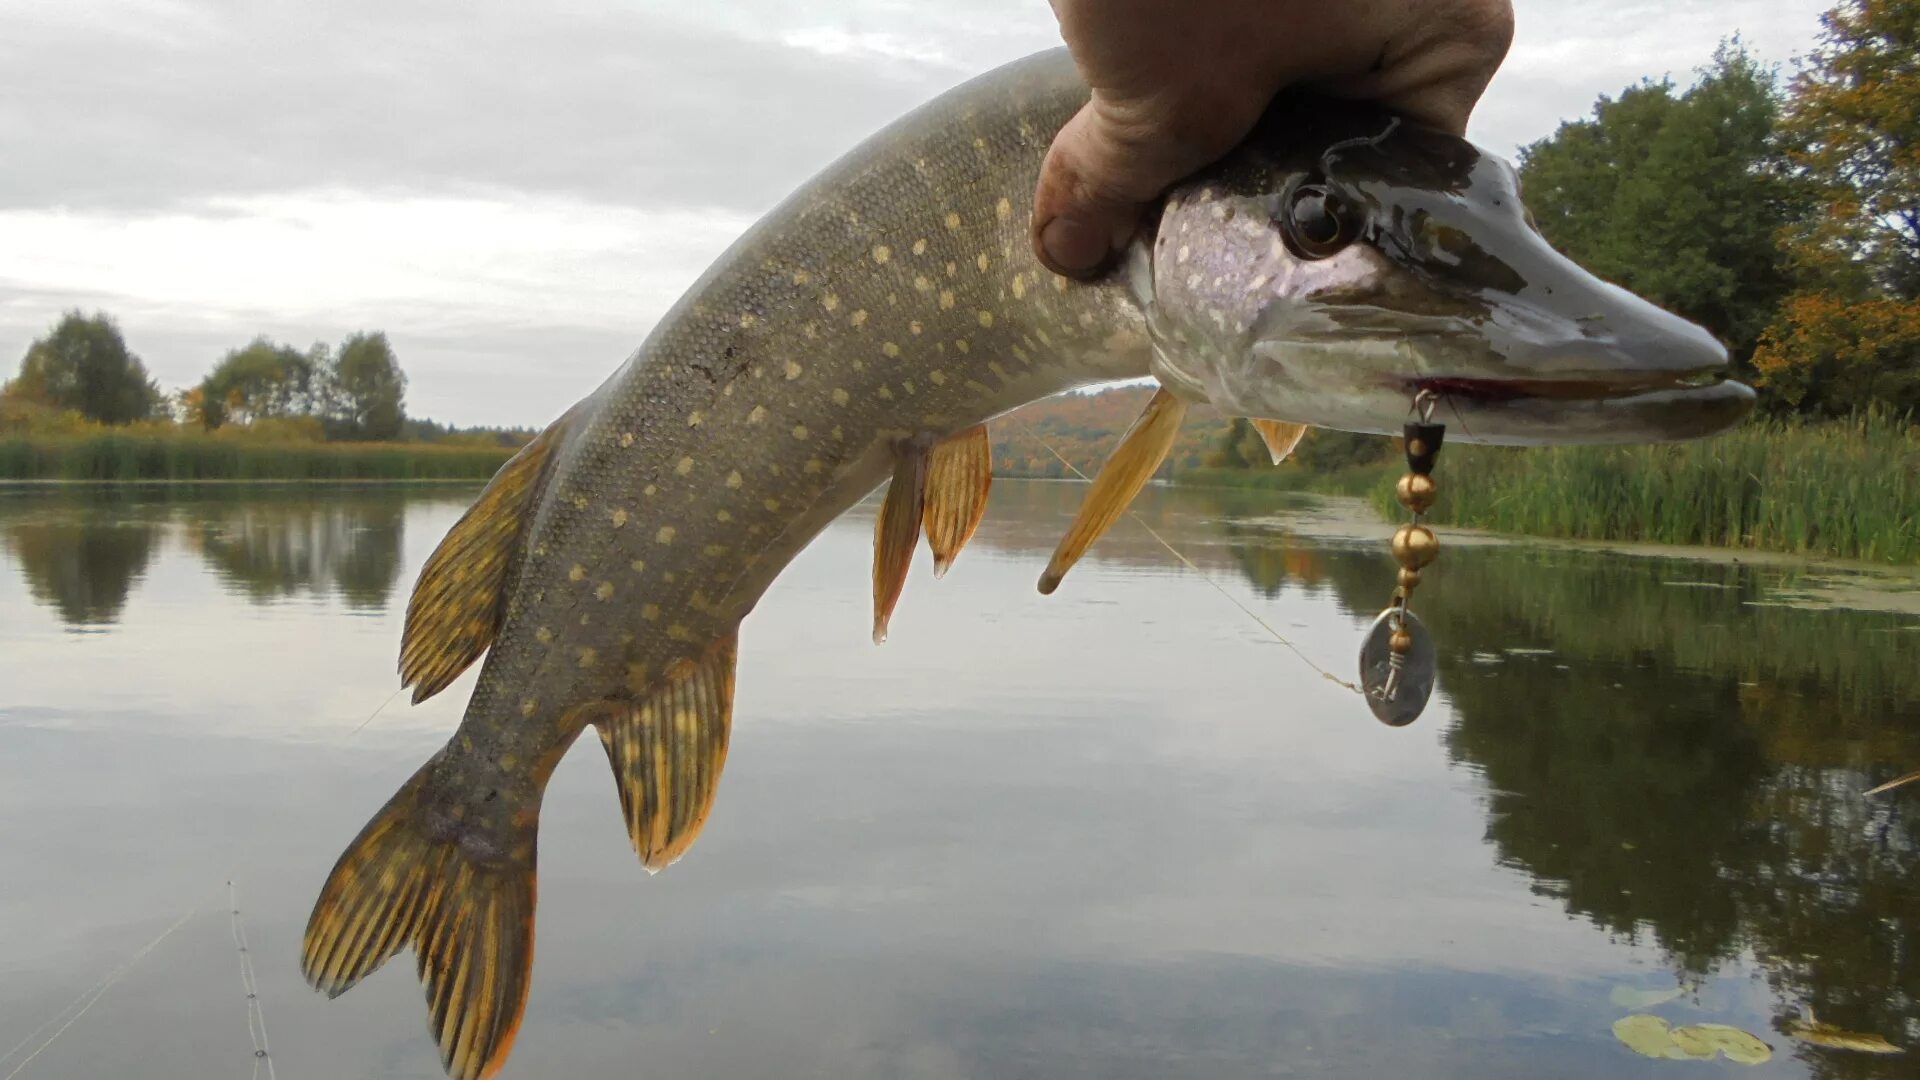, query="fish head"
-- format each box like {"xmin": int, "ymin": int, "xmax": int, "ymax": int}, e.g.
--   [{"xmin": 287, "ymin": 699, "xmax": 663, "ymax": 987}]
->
[{"xmin": 1134, "ymin": 95, "xmax": 1755, "ymax": 445}]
